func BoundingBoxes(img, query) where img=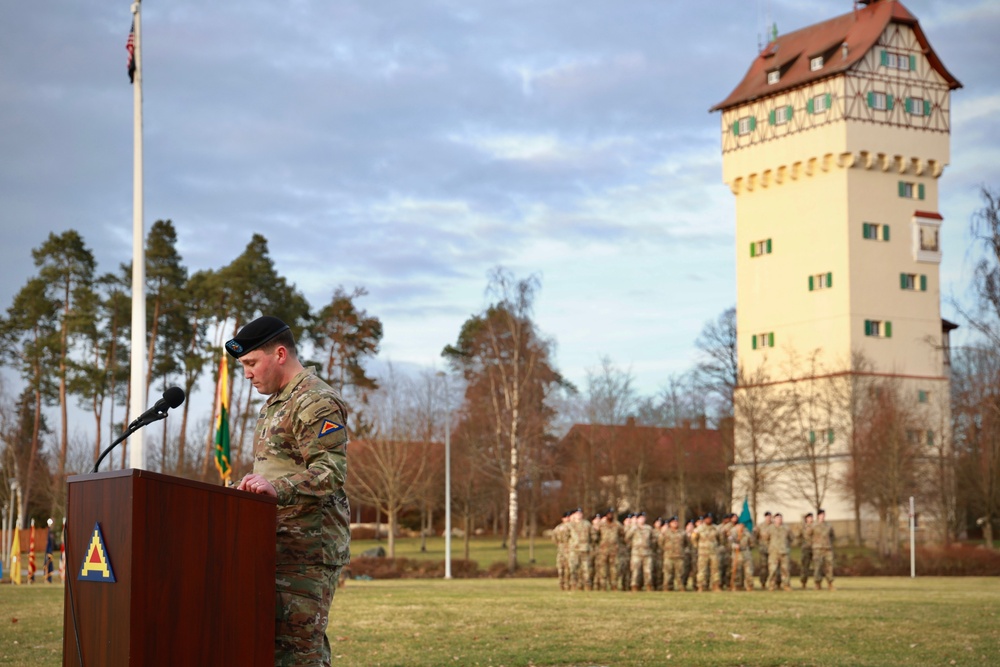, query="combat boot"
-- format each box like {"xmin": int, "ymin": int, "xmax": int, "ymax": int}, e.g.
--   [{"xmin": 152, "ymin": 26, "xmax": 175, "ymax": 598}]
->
[
  {"xmin": 816, "ymin": 581, "xmax": 822, "ymax": 590},
  {"xmin": 630, "ymin": 585, "xmax": 639, "ymax": 592},
  {"xmin": 828, "ymin": 582, "xmax": 834, "ymax": 591}
]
